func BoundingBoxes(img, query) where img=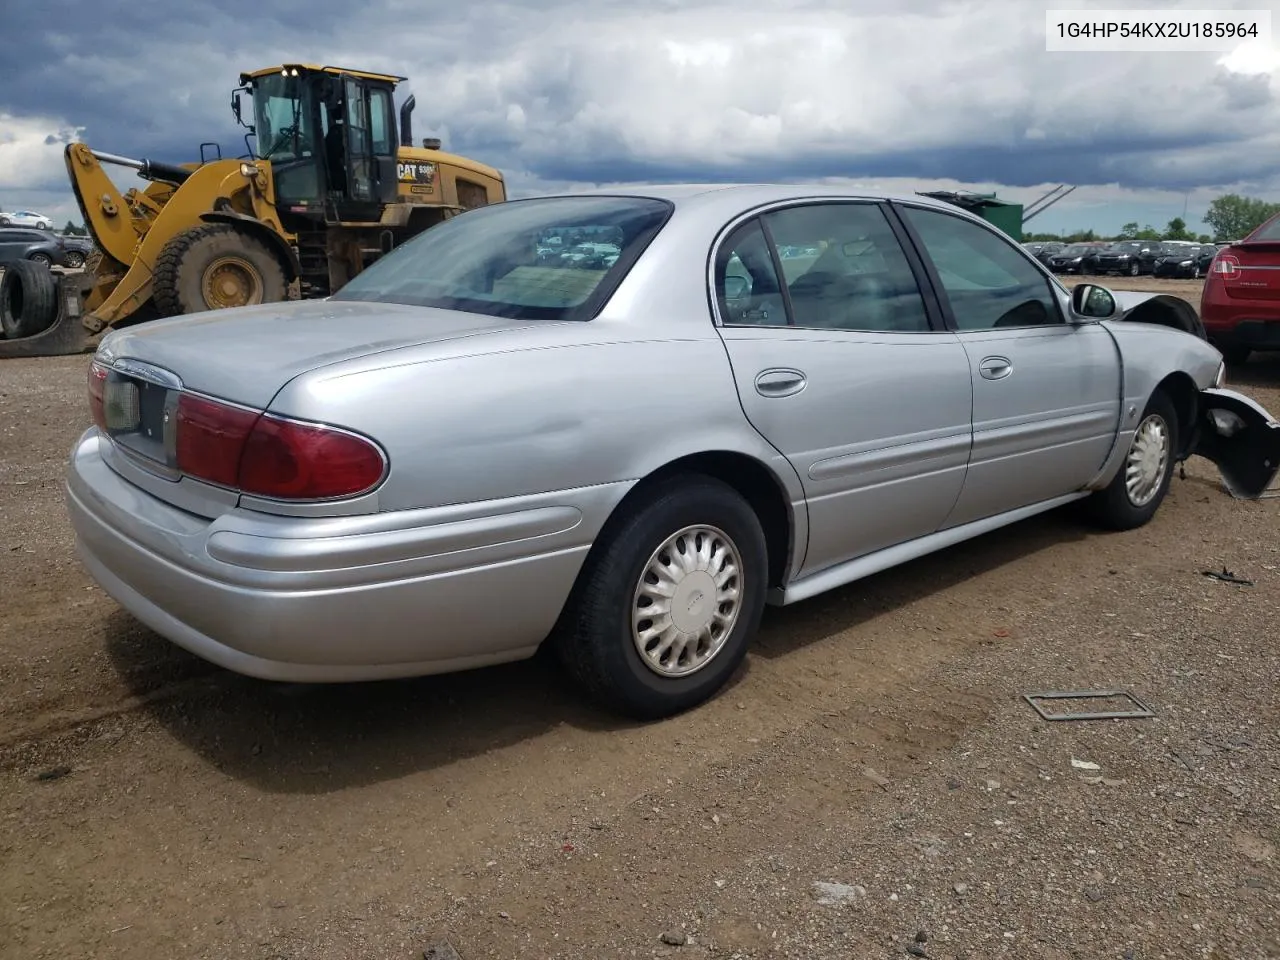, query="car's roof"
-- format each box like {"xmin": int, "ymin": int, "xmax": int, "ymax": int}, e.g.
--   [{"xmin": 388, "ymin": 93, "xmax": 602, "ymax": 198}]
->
[{"xmin": 541, "ymin": 182, "xmax": 967, "ymax": 213}]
